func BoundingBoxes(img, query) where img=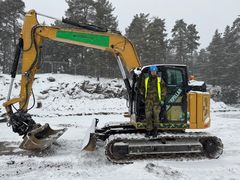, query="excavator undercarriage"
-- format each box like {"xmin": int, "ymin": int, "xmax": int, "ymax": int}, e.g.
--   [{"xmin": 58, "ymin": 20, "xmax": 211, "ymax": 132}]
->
[{"xmin": 82, "ymin": 119, "xmax": 223, "ymax": 164}]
